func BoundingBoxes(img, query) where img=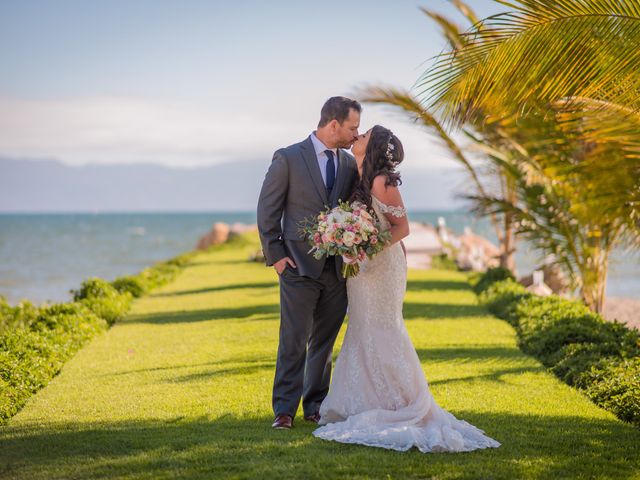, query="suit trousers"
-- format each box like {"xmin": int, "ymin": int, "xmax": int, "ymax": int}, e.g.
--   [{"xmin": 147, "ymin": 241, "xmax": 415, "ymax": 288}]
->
[{"xmin": 272, "ymin": 256, "xmax": 348, "ymax": 418}]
